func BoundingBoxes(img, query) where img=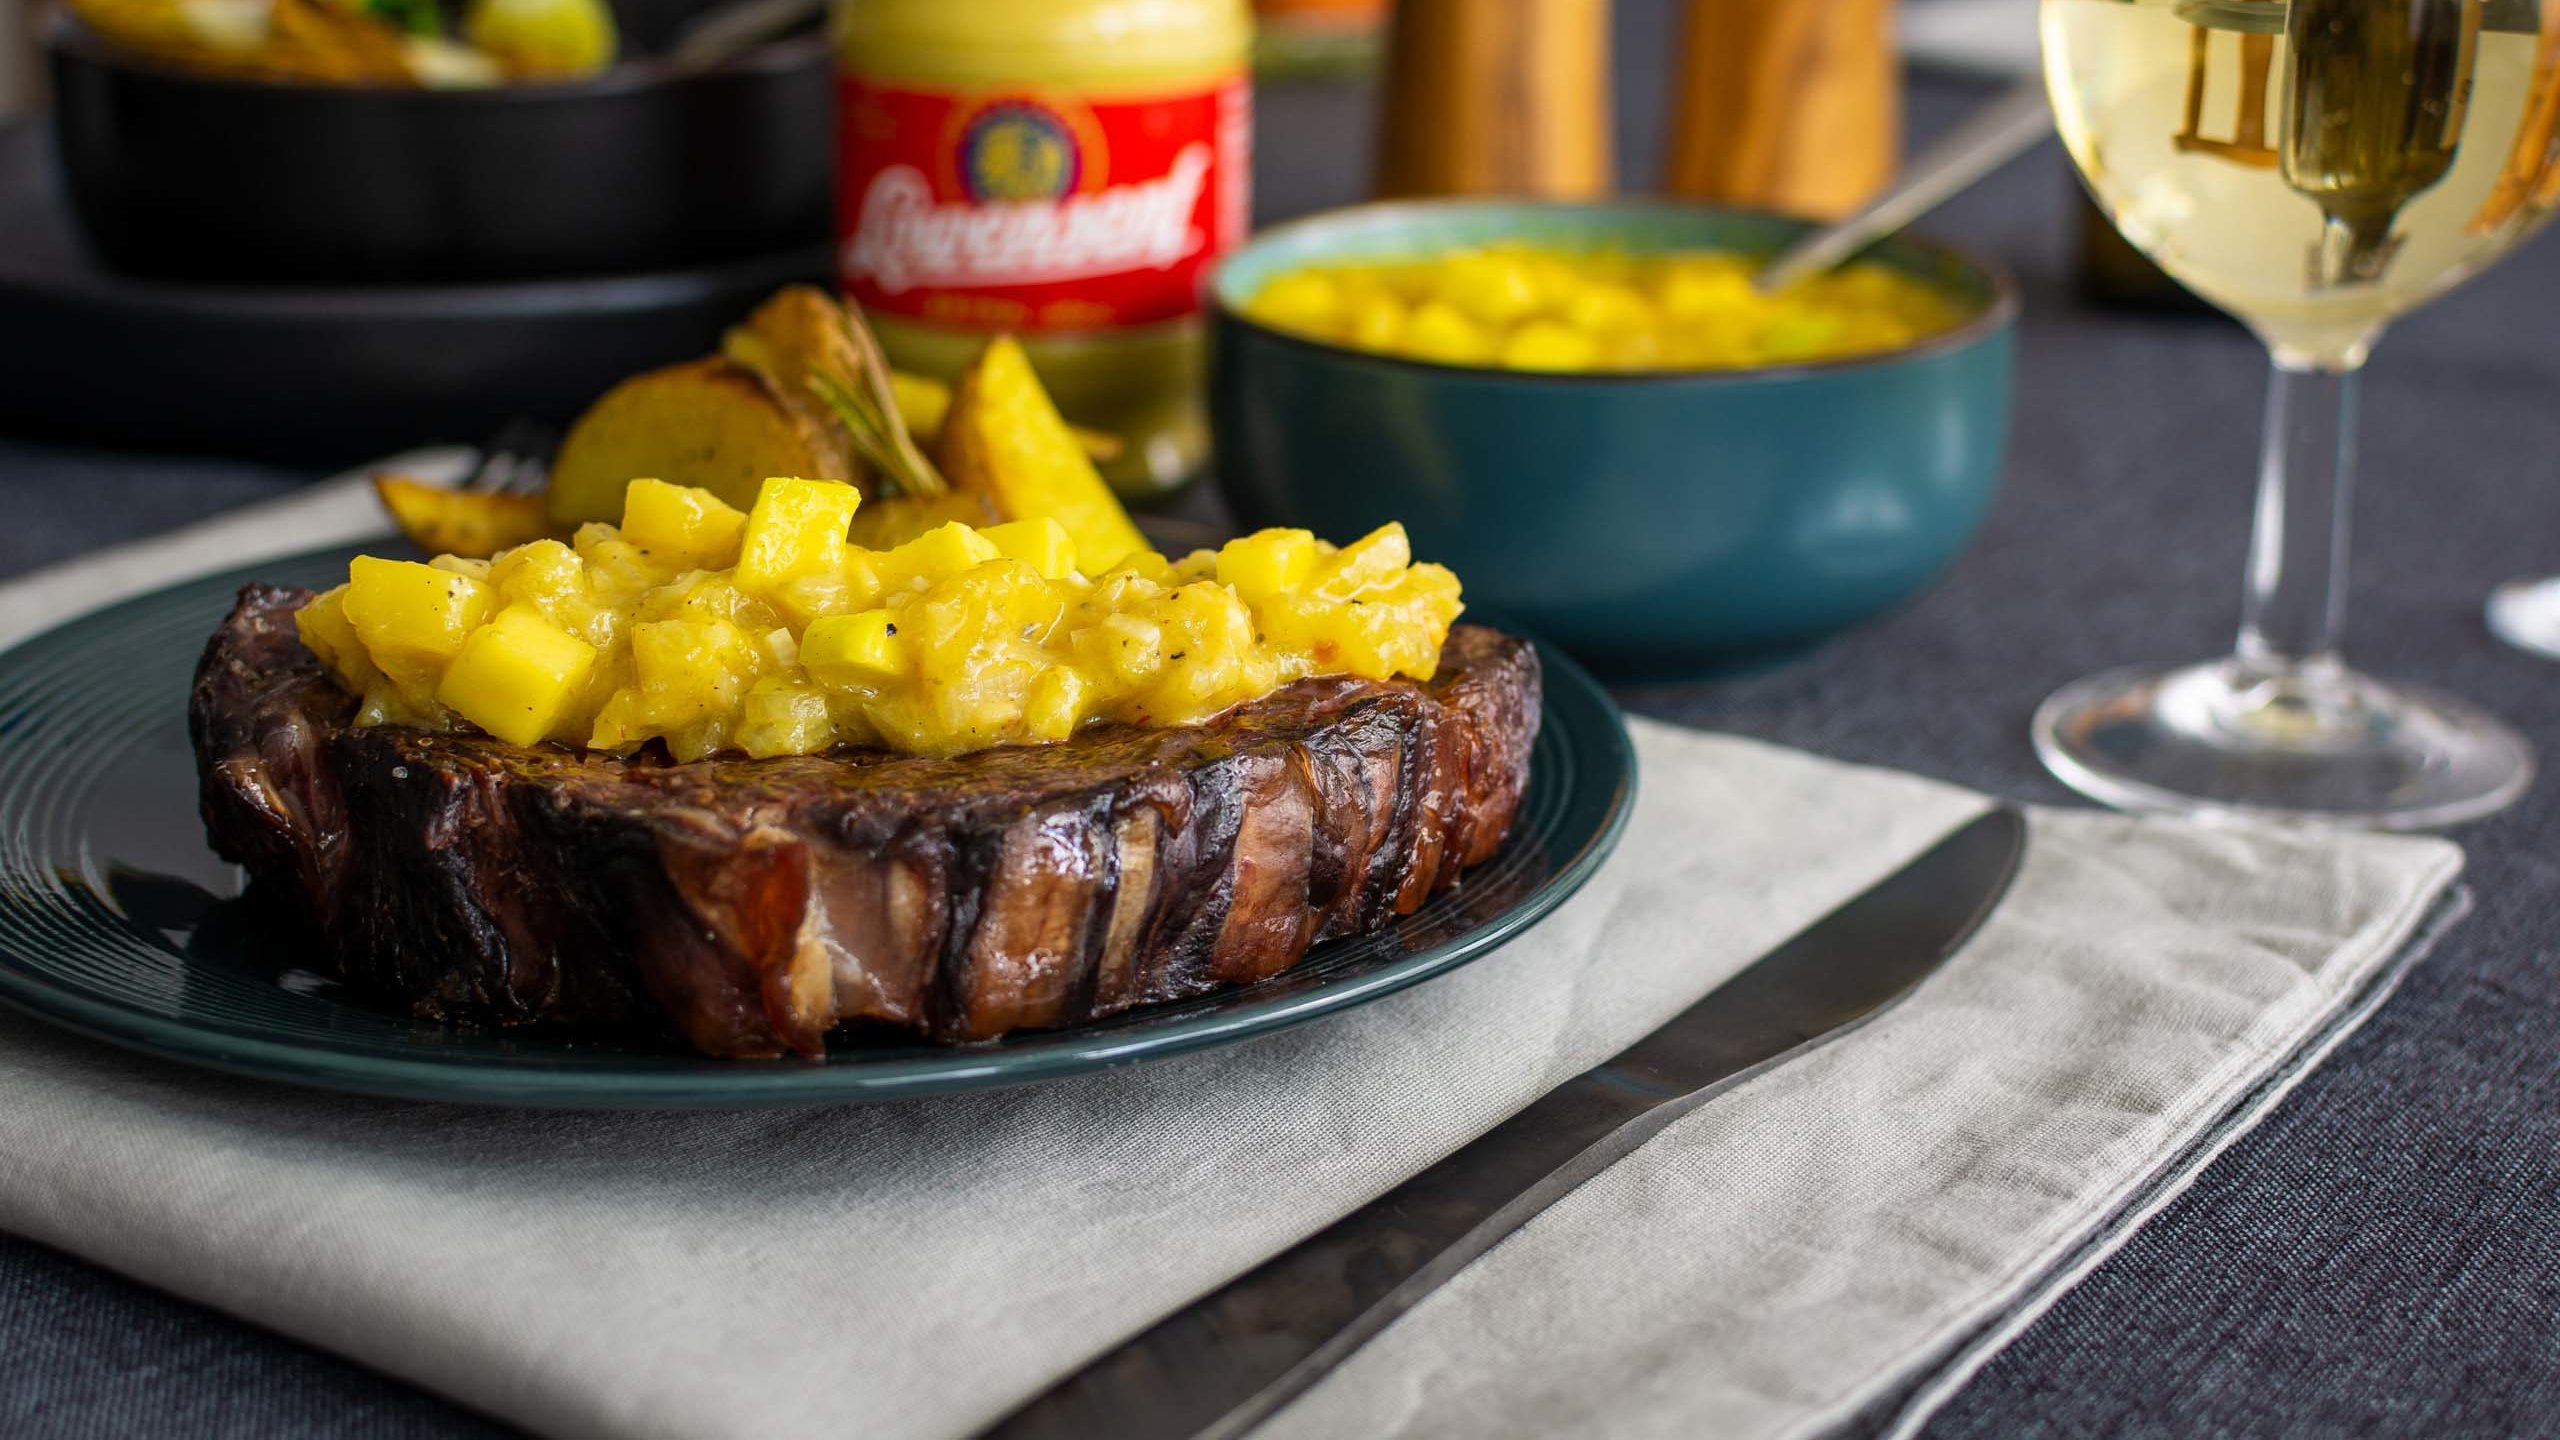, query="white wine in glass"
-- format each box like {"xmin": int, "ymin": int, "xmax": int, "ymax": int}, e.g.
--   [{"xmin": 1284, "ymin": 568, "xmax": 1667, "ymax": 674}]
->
[{"xmin": 2037, "ymin": 0, "xmax": 2560, "ymax": 828}]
